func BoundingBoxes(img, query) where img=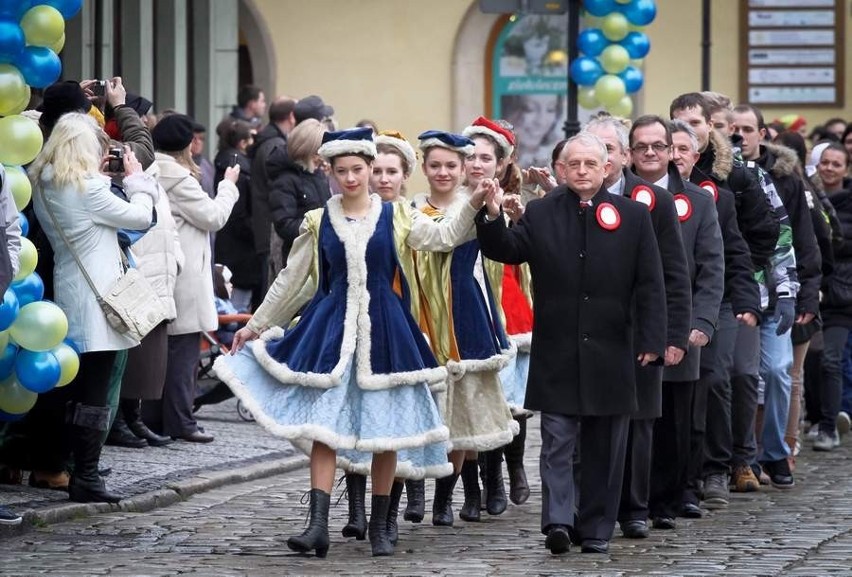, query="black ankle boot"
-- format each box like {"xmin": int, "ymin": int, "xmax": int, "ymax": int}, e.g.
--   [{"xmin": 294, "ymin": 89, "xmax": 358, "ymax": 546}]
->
[
  {"xmin": 369, "ymin": 494, "xmax": 394, "ymax": 556},
  {"xmin": 431, "ymin": 472, "xmax": 459, "ymax": 526},
  {"xmin": 287, "ymin": 489, "xmax": 331, "ymax": 558},
  {"xmin": 403, "ymin": 479, "xmax": 425, "ymax": 522},
  {"xmin": 459, "ymin": 460, "xmax": 481, "ymax": 522},
  {"xmin": 504, "ymin": 417, "xmax": 530, "ymax": 505},
  {"xmin": 387, "ymin": 481, "xmax": 403, "ymax": 545},
  {"xmin": 484, "ymin": 449, "xmax": 507, "ymax": 515},
  {"xmin": 105, "ymin": 408, "xmax": 147, "ymax": 449},
  {"xmin": 341, "ymin": 473, "xmax": 367, "ymax": 540},
  {"xmin": 123, "ymin": 399, "xmax": 173, "ymax": 447},
  {"xmin": 68, "ymin": 405, "xmax": 122, "ymax": 504}
]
